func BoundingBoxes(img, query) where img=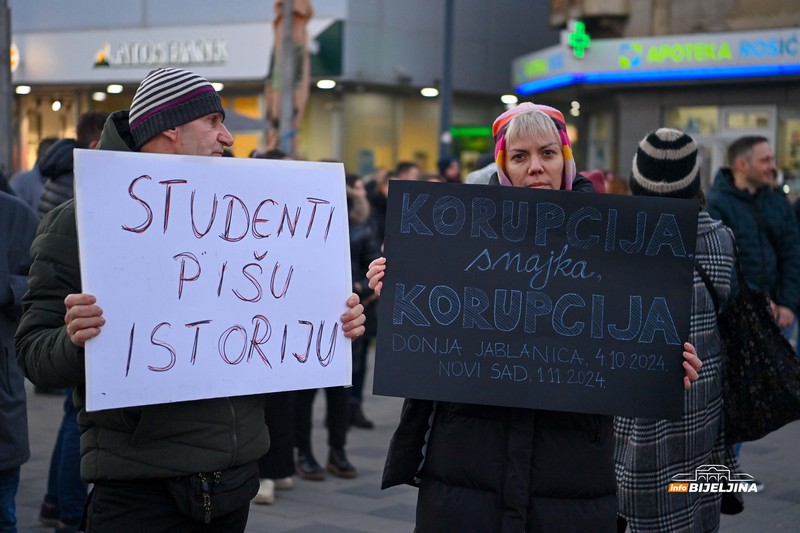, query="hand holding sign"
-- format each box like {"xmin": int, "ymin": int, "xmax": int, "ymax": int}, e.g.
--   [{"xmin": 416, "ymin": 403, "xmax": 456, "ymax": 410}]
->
[
  {"xmin": 682, "ymin": 342, "xmax": 701, "ymax": 390},
  {"xmin": 64, "ymin": 293, "xmax": 104, "ymax": 348},
  {"xmin": 367, "ymin": 257, "xmax": 387, "ymax": 296},
  {"xmin": 341, "ymin": 293, "xmax": 367, "ymax": 338}
]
